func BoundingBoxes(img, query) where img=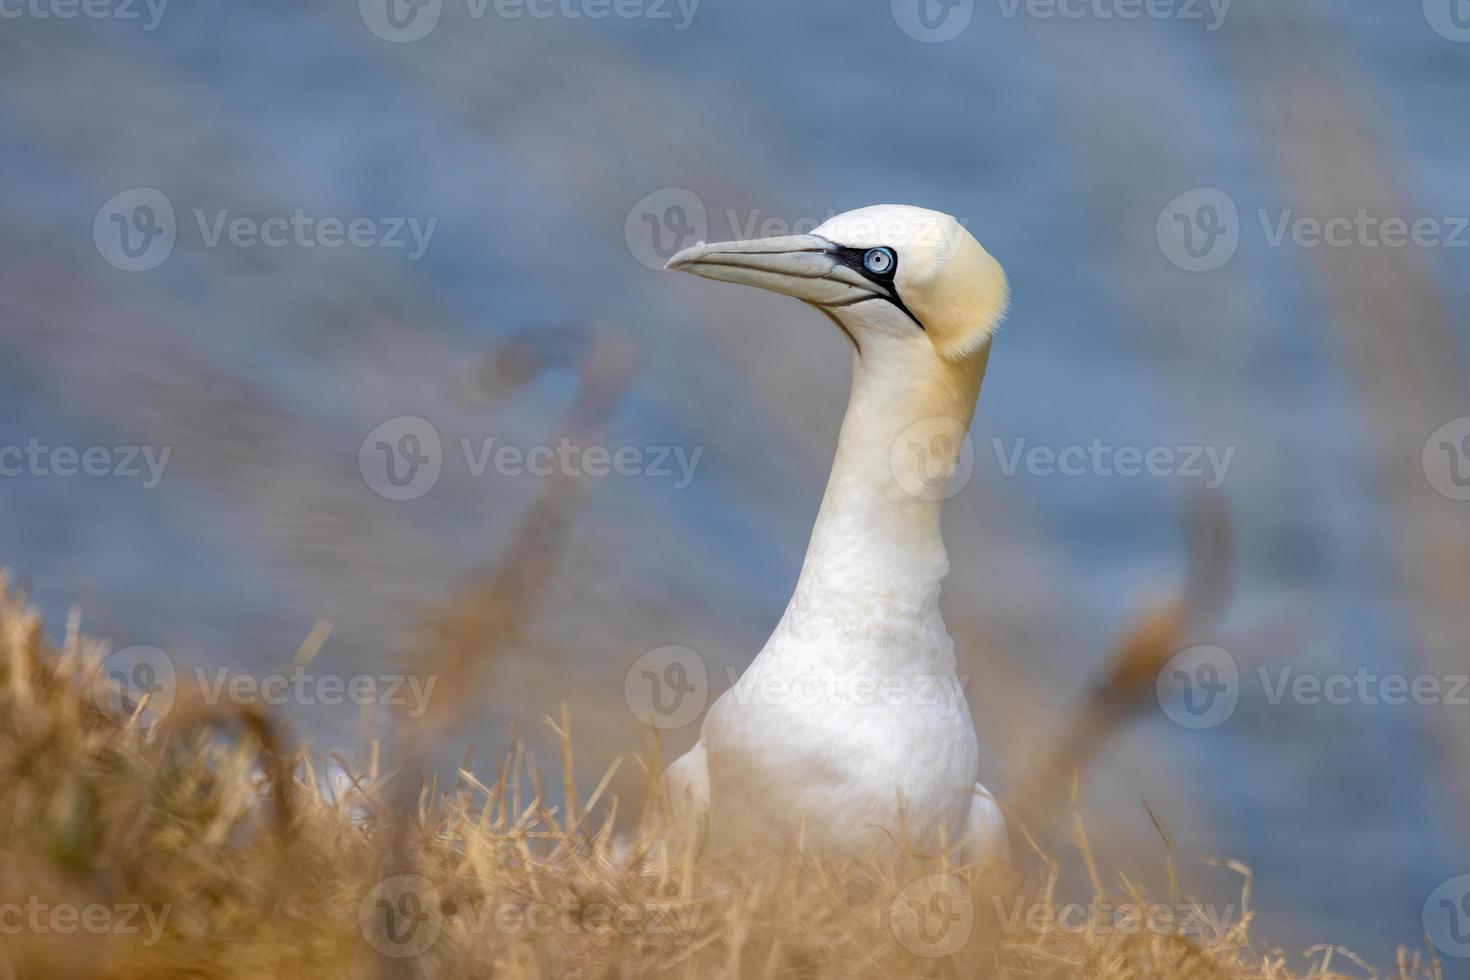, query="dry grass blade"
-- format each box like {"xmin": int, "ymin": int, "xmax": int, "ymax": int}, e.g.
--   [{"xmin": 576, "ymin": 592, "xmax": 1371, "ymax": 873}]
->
[
  {"xmin": 370, "ymin": 330, "xmax": 633, "ymax": 978},
  {"xmin": 1013, "ymin": 495, "xmax": 1231, "ymax": 832}
]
